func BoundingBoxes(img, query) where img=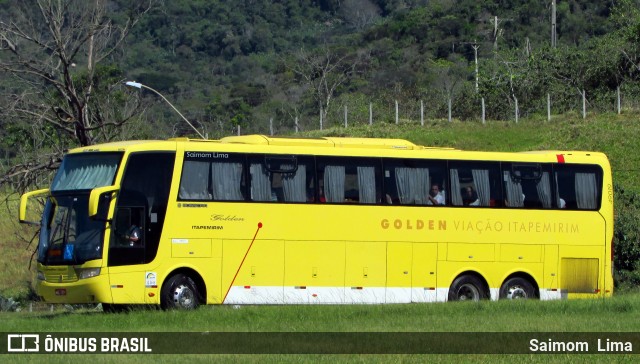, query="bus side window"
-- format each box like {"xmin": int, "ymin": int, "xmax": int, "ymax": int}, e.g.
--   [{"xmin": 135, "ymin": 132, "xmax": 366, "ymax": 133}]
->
[
  {"xmin": 503, "ymin": 163, "xmax": 553, "ymax": 209},
  {"xmin": 554, "ymin": 164, "xmax": 601, "ymax": 210},
  {"xmin": 318, "ymin": 157, "xmax": 380, "ymax": 204},
  {"xmin": 383, "ymin": 159, "xmax": 446, "ymax": 206},
  {"xmin": 449, "ymin": 162, "xmax": 501, "ymax": 207}
]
